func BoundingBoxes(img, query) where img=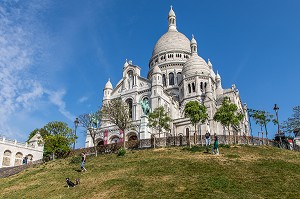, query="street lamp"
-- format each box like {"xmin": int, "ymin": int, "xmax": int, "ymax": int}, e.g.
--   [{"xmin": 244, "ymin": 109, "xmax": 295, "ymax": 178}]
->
[
  {"xmin": 273, "ymin": 104, "xmax": 282, "ymax": 145},
  {"xmin": 199, "ymin": 92, "xmax": 206, "ymax": 146},
  {"xmin": 73, "ymin": 117, "xmax": 79, "ymax": 150}
]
